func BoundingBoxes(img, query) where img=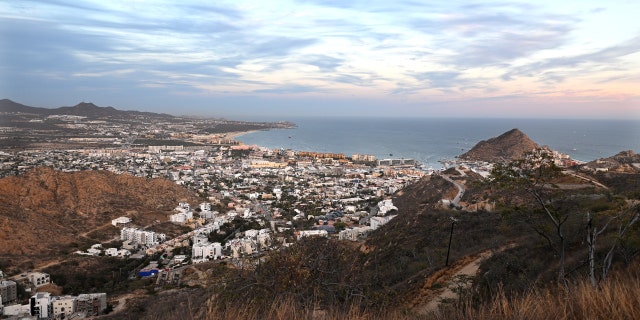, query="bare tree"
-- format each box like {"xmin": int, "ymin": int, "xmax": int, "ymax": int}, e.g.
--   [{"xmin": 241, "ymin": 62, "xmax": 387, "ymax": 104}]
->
[
  {"xmin": 490, "ymin": 149, "xmax": 569, "ymax": 284},
  {"xmin": 600, "ymin": 204, "xmax": 640, "ymax": 282}
]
